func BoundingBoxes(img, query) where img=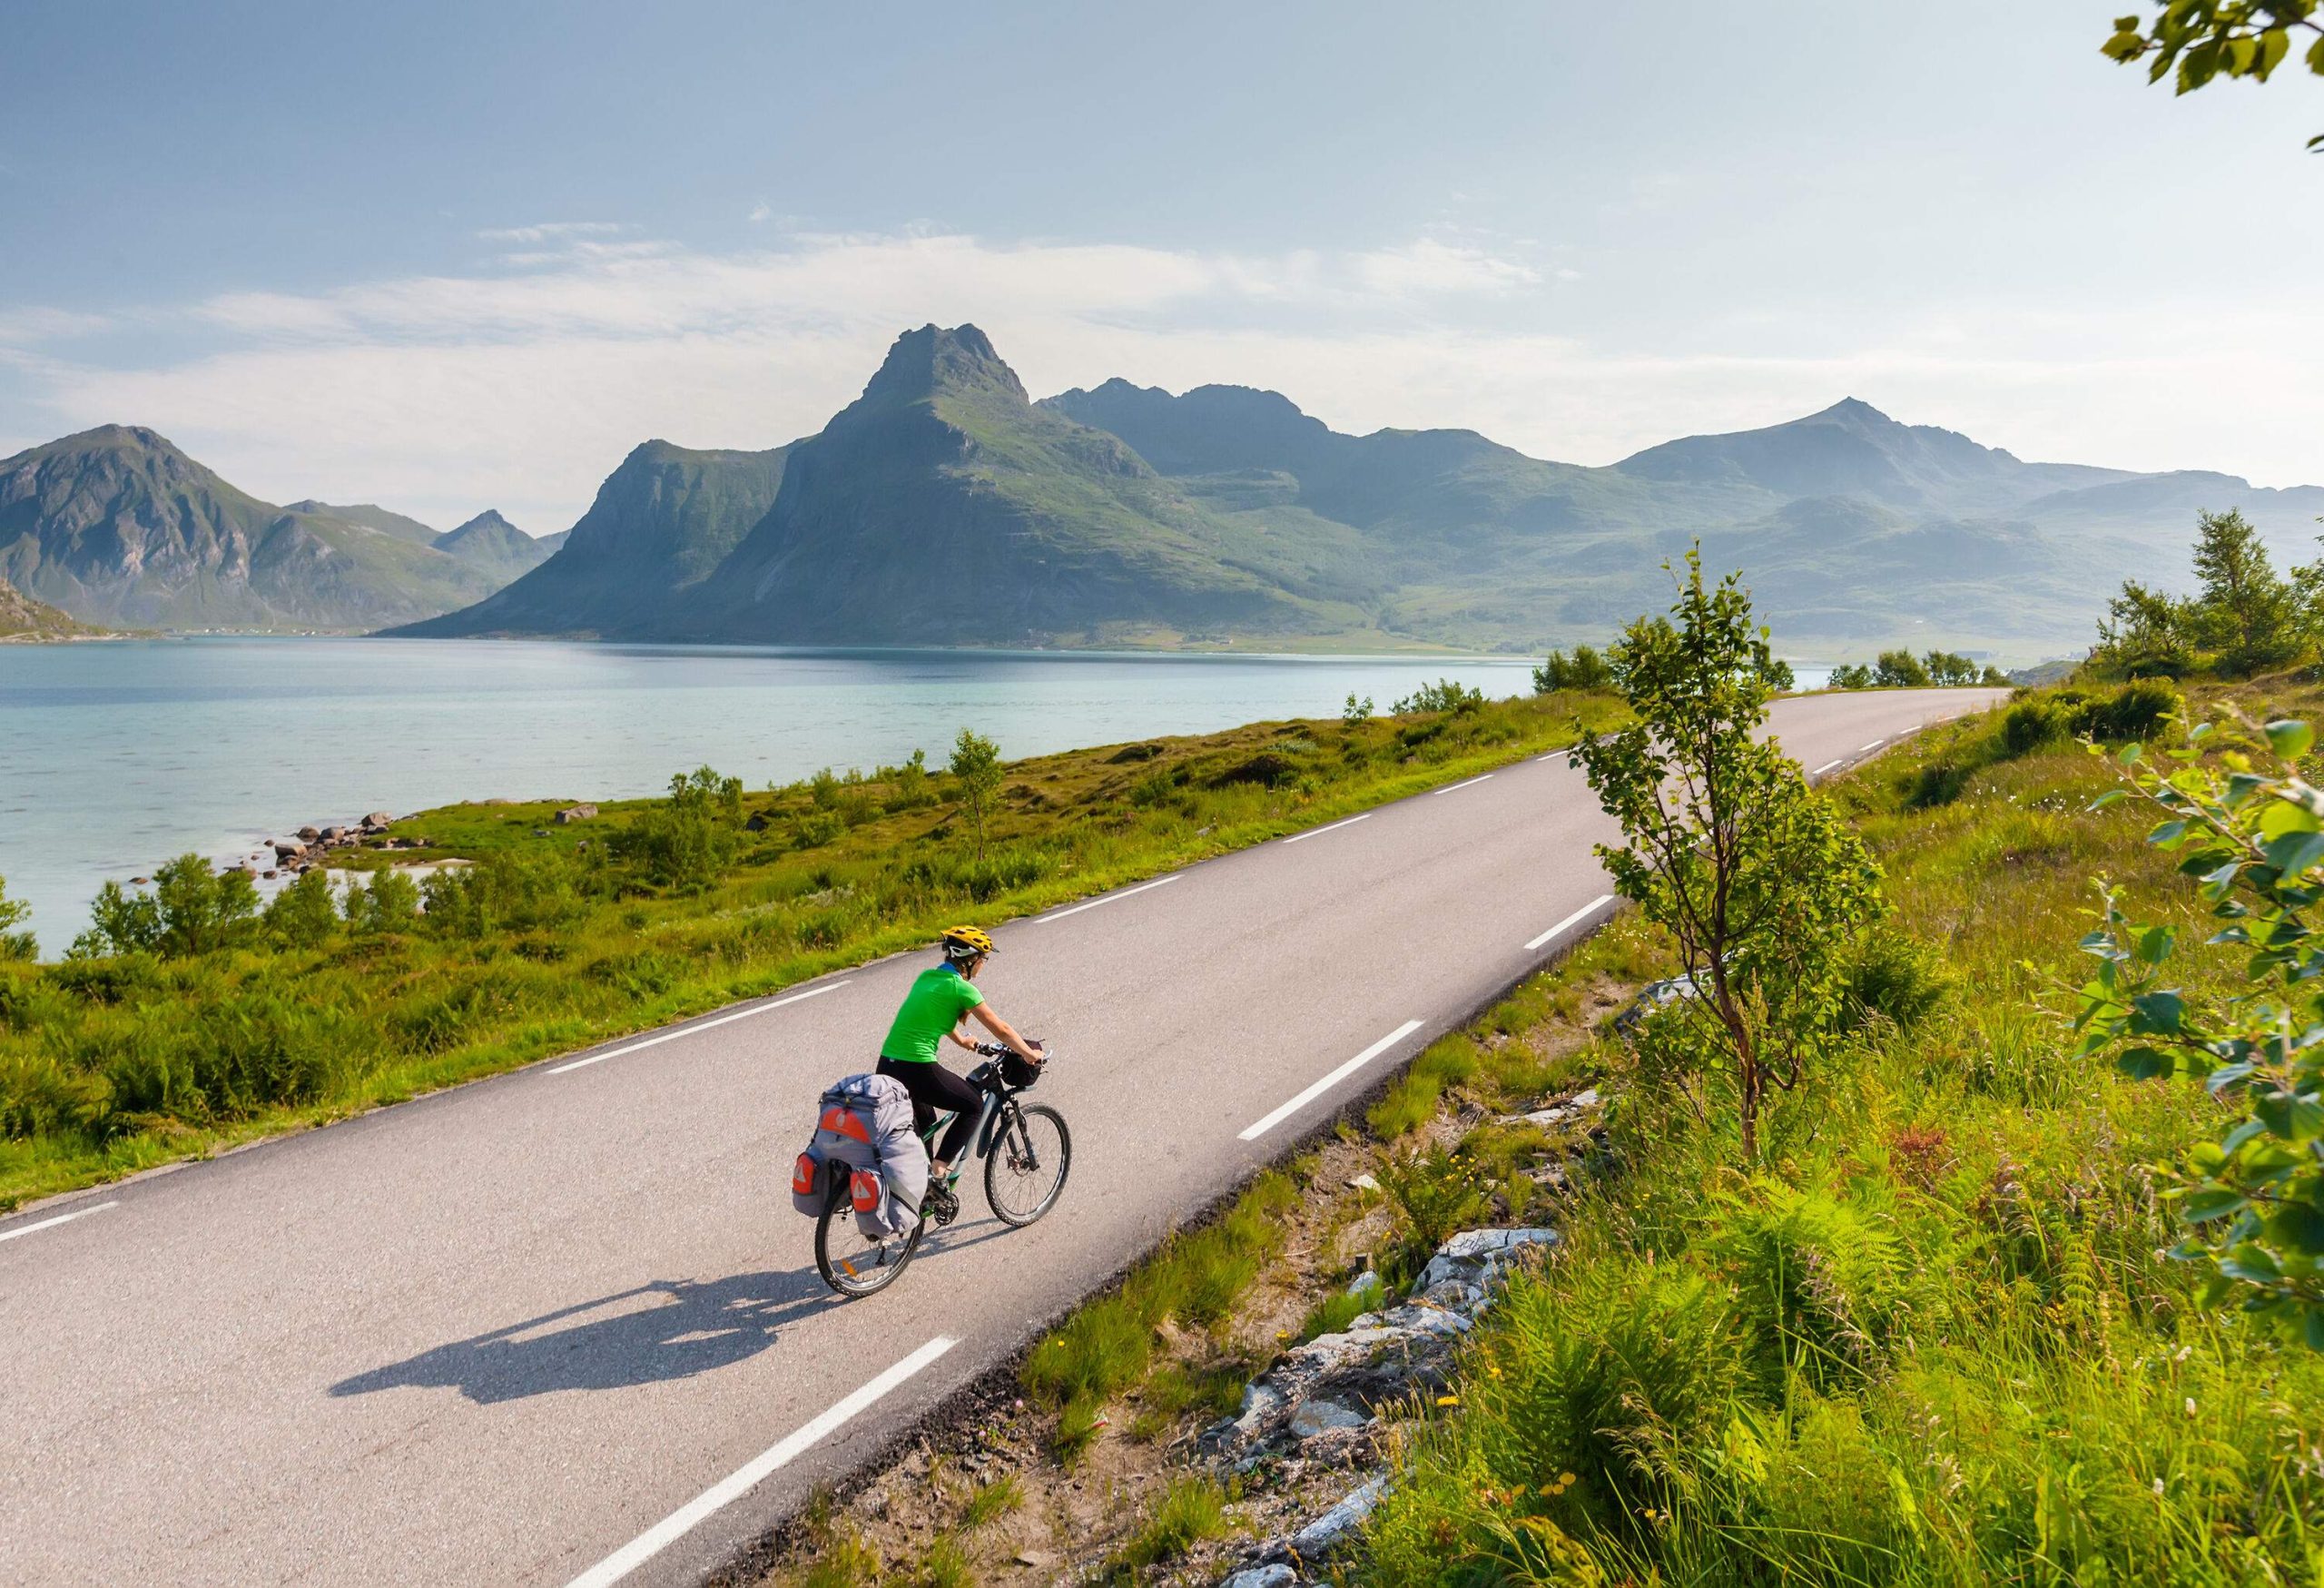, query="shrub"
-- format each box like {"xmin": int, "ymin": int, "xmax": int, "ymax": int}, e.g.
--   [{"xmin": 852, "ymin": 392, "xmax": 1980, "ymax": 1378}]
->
[
  {"xmin": 611, "ymin": 766, "xmax": 743, "ymax": 892},
  {"xmin": 2000, "ymin": 697, "xmax": 2072, "ymax": 756},
  {"xmin": 2071, "ymin": 679, "xmax": 2179, "ymax": 743},
  {"xmin": 1842, "ymin": 926, "xmax": 1953, "ymax": 1031},
  {"xmin": 0, "ymin": 875, "xmax": 34, "ymax": 962},
  {"xmin": 1393, "ymin": 678, "xmax": 1487, "ymax": 715},
  {"xmin": 263, "ymin": 869, "xmax": 340, "ymax": 950},
  {"xmin": 1343, "ymin": 691, "xmax": 1374, "ymax": 723},
  {"xmin": 1872, "ymin": 649, "xmax": 1932, "ymax": 688},
  {"xmin": 1534, "ymin": 646, "xmax": 1613, "ymax": 693},
  {"xmin": 344, "ymin": 869, "xmax": 419, "ymax": 935},
  {"xmin": 881, "ymin": 749, "xmax": 935, "ymax": 812},
  {"xmin": 1384, "ymin": 1143, "xmax": 1491, "ymax": 1249}
]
